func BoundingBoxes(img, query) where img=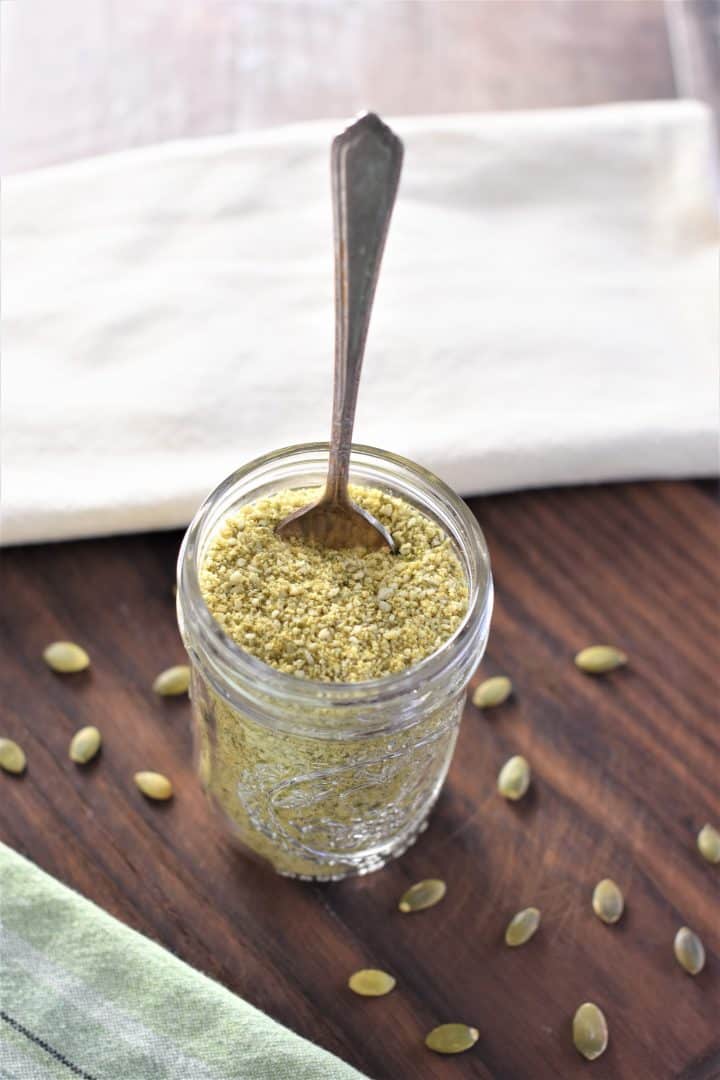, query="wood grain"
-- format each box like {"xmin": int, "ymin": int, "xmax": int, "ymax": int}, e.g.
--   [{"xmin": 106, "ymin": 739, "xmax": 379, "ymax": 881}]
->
[
  {"xmin": 2, "ymin": 480, "xmax": 718, "ymax": 1080},
  {"xmin": 1, "ymin": 0, "xmax": 677, "ymax": 174}
]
